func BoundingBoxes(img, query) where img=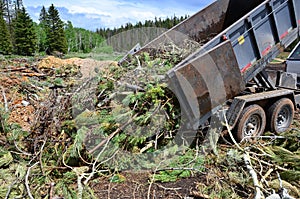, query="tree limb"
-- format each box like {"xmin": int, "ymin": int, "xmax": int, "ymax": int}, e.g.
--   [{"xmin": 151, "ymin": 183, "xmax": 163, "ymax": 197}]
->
[
  {"xmin": 25, "ymin": 162, "xmax": 39, "ymax": 199},
  {"xmin": 244, "ymin": 152, "xmax": 264, "ymax": 199},
  {"xmin": 1, "ymin": 87, "xmax": 8, "ymax": 112}
]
